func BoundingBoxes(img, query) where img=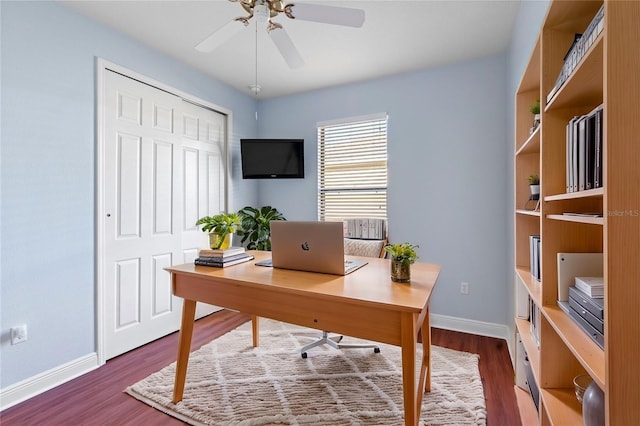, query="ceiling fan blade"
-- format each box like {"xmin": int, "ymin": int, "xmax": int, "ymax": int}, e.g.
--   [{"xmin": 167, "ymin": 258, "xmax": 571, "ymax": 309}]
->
[
  {"xmin": 286, "ymin": 3, "xmax": 365, "ymax": 28},
  {"xmin": 269, "ymin": 26, "xmax": 304, "ymax": 69},
  {"xmin": 195, "ymin": 19, "xmax": 246, "ymax": 52}
]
